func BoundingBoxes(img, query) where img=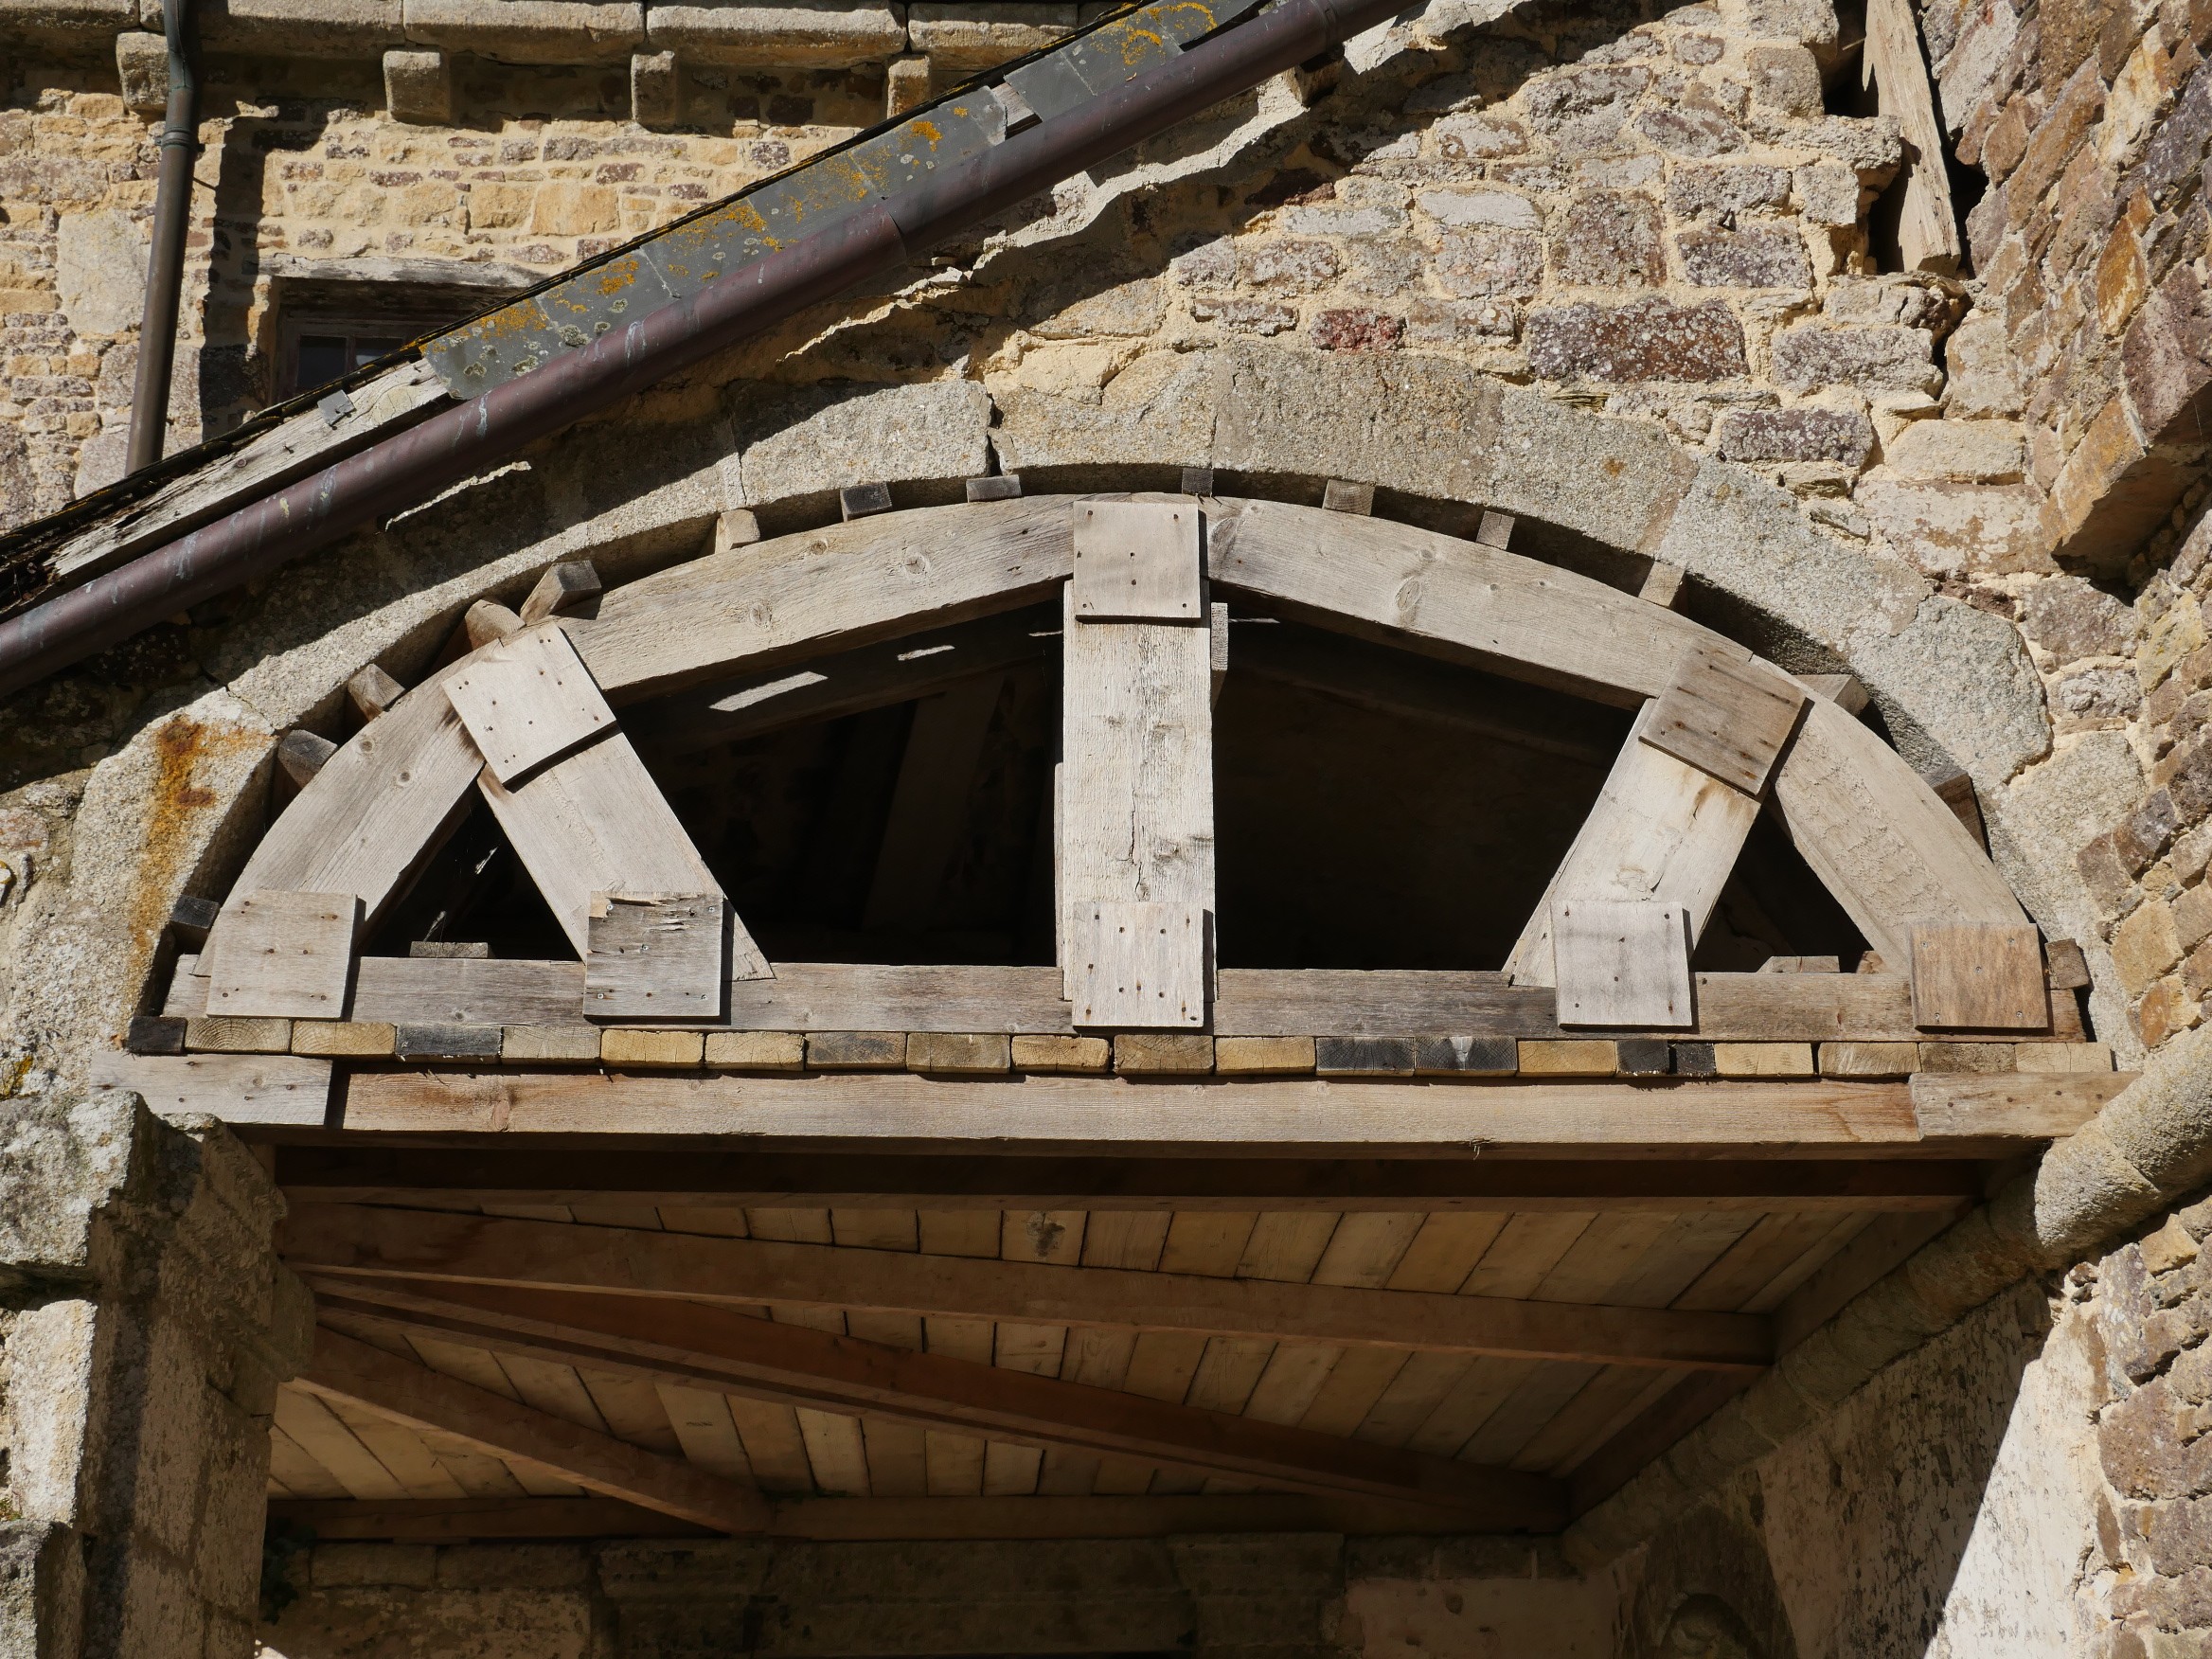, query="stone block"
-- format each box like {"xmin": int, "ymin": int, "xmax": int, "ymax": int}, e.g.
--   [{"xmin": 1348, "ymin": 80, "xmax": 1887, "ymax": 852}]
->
[
  {"xmin": 2115, "ymin": 901, "xmax": 2187, "ymax": 993},
  {"xmin": 1794, "ymin": 160, "xmax": 1861, "ymax": 226},
  {"xmin": 1746, "ymin": 42, "xmax": 1823, "ymax": 113},
  {"xmin": 406, "ymin": 0, "xmax": 644, "ymax": 62},
  {"xmin": 805, "ymin": 1031, "xmax": 904, "ymax": 1070},
  {"xmin": 702, "ymin": 1030, "xmax": 804, "ymax": 1071},
  {"xmin": 644, "ymin": 1, "xmax": 904, "ymax": 66},
  {"xmin": 1416, "ymin": 188, "xmax": 1540, "ymax": 228},
  {"xmin": 884, "ymin": 53, "xmax": 930, "ymax": 116},
  {"xmin": 1525, "ymin": 297, "xmax": 1747, "ymax": 382},
  {"xmin": 502, "ymin": 1026, "xmax": 603, "ymax": 1063},
  {"xmin": 1676, "ymin": 224, "xmax": 1812, "ymax": 287},
  {"xmin": 1772, "ymin": 323, "xmax": 1941, "ymax": 393},
  {"xmin": 115, "ymin": 29, "xmax": 167, "ymax": 111},
  {"xmin": 56, "ymin": 210, "xmax": 146, "ymax": 340},
  {"xmin": 312, "ymin": 1542, "xmax": 437, "ymax": 1587},
  {"xmin": 184, "ymin": 0, "xmax": 402, "ymax": 55},
  {"xmin": 530, "ymin": 180, "xmax": 619, "ymax": 235},
  {"xmin": 726, "ymin": 380, "xmax": 991, "ymax": 508},
  {"xmin": 289, "ymin": 1021, "xmax": 396, "ymax": 1058},
  {"xmin": 1213, "ymin": 1036, "xmax": 1314, "ymax": 1074},
  {"xmin": 184, "ymin": 1016, "xmax": 292, "ymax": 1054},
  {"xmin": 1115, "ymin": 1034, "xmax": 1213, "ymax": 1075},
  {"xmin": 1885, "ymin": 419, "xmax": 2028, "ymax": 480},
  {"xmin": 1551, "ymin": 191, "xmax": 1664, "ymax": 287},
  {"xmin": 1008, "ymin": 1035, "xmax": 1111, "ymax": 1073},
  {"xmin": 1856, "ymin": 479, "xmax": 2053, "ymax": 579},
  {"xmin": 908, "ymin": 3, "xmax": 1075, "ymax": 74},
  {"xmin": 384, "ymin": 48, "xmax": 452, "ymax": 123},
  {"xmin": 1715, "ymin": 405, "xmax": 1872, "ymax": 465},
  {"xmin": 905, "ymin": 1032, "xmax": 1009, "ymax": 1074},
  {"xmin": 1310, "ymin": 309, "xmax": 1402, "ymax": 352},
  {"xmin": 631, "ymin": 48, "xmax": 682, "ymax": 126},
  {"xmin": 1670, "ymin": 162, "xmax": 1793, "ymax": 220},
  {"xmin": 1435, "ymin": 229, "xmax": 1542, "ymax": 298},
  {"xmin": 2024, "ymin": 575, "xmax": 2139, "ymax": 660},
  {"xmin": 1516, "ymin": 1039, "xmax": 1617, "ymax": 1076},
  {"xmin": 600, "ymin": 1028, "xmax": 704, "ymax": 1068}
]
